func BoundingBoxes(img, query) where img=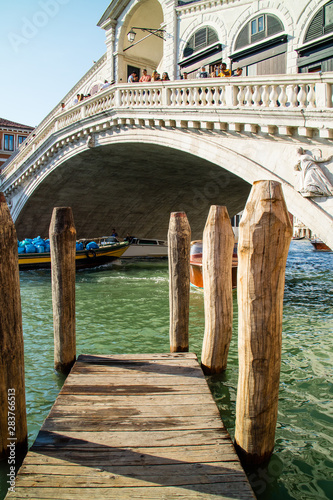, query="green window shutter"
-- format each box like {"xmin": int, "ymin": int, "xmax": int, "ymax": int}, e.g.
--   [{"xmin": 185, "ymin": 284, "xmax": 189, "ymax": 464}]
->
[
  {"xmin": 267, "ymin": 15, "xmax": 284, "ymax": 37},
  {"xmin": 305, "ymin": 9, "xmax": 324, "ymax": 42},
  {"xmin": 235, "ymin": 25, "xmax": 249, "ymax": 50}
]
